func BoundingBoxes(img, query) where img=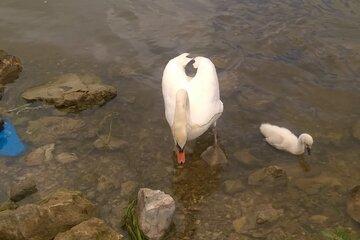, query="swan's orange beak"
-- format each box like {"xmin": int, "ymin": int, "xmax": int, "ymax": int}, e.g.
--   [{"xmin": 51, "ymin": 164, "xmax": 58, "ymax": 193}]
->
[{"xmin": 177, "ymin": 150, "xmax": 185, "ymax": 164}]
